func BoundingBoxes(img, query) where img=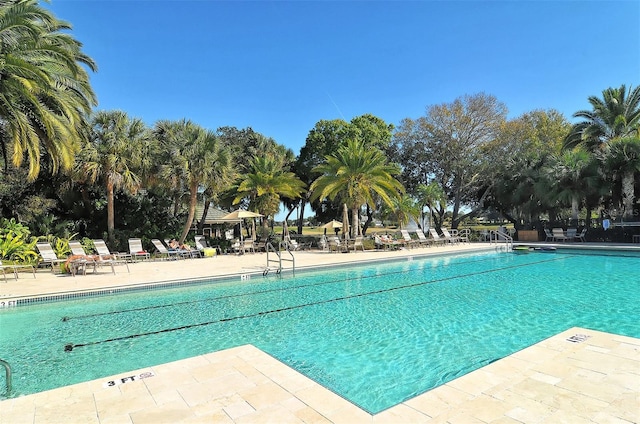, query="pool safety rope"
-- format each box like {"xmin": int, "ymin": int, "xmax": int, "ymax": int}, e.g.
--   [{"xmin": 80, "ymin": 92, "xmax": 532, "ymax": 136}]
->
[
  {"xmin": 60, "ymin": 255, "xmax": 505, "ymax": 323},
  {"xmin": 63, "ymin": 255, "xmax": 572, "ymax": 352}
]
